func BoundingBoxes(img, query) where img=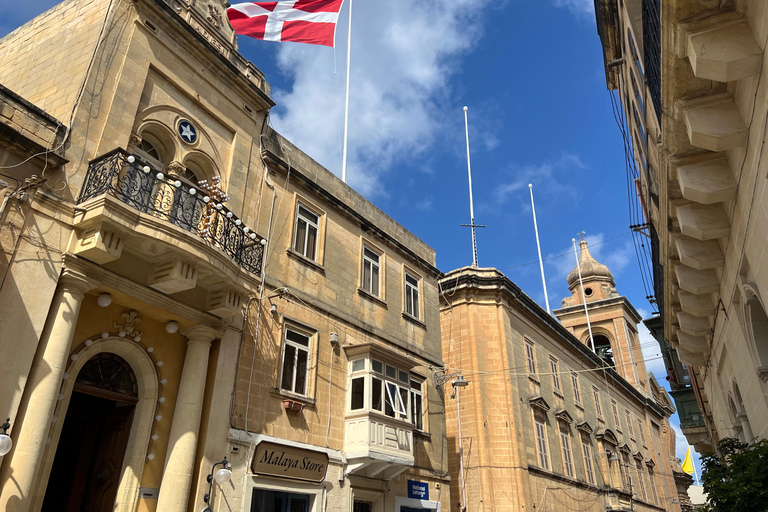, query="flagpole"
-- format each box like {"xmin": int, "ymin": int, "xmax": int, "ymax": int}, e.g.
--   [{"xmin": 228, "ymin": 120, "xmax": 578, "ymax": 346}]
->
[
  {"xmin": 341, "ymin": 0, "xmax": 353, "ymax": 183},
  {"xmin": 573, "ymin": 237, "xmax": 595, "ymax": 353},
  {"xmin": 529, "ymin": 184, "xmax": 550, "ymax": 314},
  {"xmin": 463, "ymin": 106, "xmax": 478, "ymax": 268}
]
